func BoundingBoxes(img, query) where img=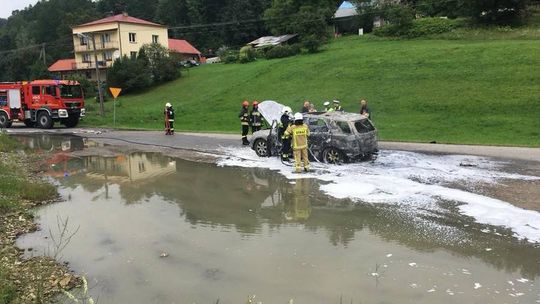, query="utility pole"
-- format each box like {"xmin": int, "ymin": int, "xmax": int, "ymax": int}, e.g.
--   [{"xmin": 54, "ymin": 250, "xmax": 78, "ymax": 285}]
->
[{"xmin": 90, "ymin": 34, "xmax": 105, "ymax": 116}]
